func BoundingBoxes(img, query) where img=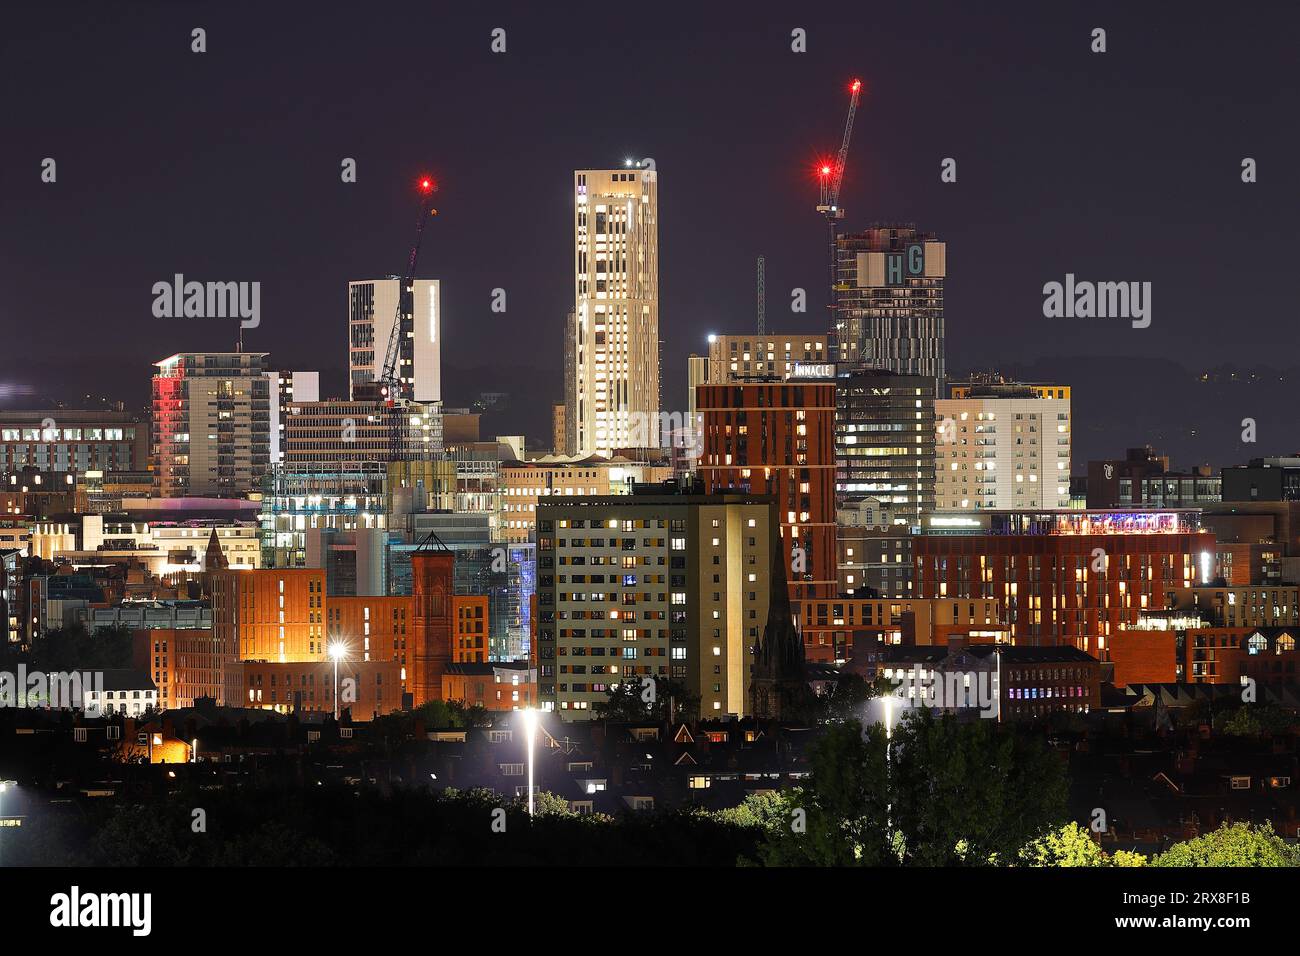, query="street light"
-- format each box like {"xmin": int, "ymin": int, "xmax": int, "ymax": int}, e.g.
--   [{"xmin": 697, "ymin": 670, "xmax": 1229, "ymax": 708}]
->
[
  {"xmin": 521, "ymin": 708, "xmax": 538, "ymax": 817},
  {"xmin": 329, "ymin": 642, "xmax": 348, "ymax": 721},
  {"xmin": 882, "ymin": 696, "xmax": 894, "ymax": 832}
]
